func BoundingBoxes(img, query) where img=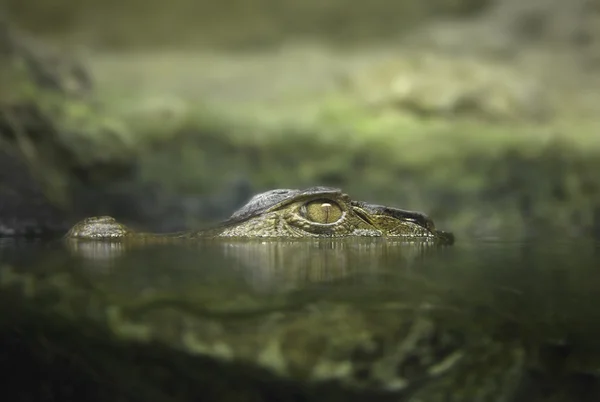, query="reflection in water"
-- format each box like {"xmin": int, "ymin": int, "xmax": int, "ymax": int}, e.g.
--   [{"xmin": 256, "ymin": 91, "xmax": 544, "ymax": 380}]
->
[
  {"xmin": 68, "ymin": 240, "xmax": 128, "ymax": 262},
  {"xmin": 219, "ymin": 239, "xmax": 436, "ymax": 291},
  {"xmin": 54, "ymin": 237, "xmax": 600, "ymax": 348},
  {"xmin": 64, "ymin": 238, "xmax": 447, "ymax": 291},
  {"xmin": 54, "ymin": 237, "xmax": 600, "ymax": 346}
]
